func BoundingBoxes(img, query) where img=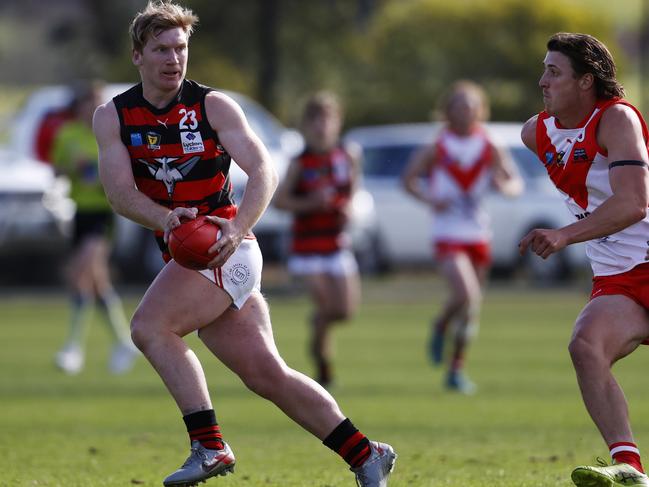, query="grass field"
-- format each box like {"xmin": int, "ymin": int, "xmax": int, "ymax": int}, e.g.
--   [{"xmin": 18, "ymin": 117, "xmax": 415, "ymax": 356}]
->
[{"xmin": 2, "ymin": 274, "xmax": 649, "ymax": 487}]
